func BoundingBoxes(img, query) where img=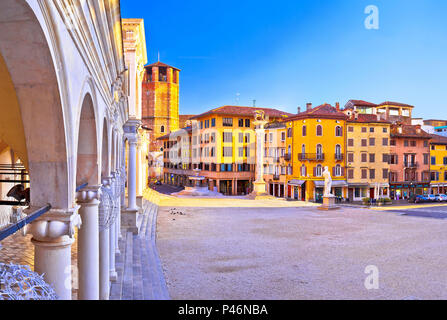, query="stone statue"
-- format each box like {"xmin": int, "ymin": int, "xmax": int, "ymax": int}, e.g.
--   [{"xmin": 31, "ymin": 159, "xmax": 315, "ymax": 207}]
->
[{"xmin": 322, "ymin": 166, "xmax": 333, "ymax": 197}]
